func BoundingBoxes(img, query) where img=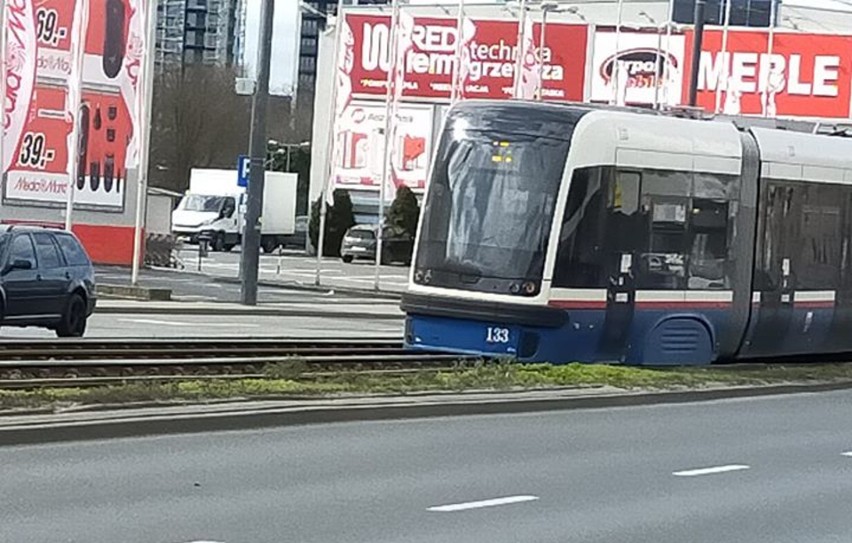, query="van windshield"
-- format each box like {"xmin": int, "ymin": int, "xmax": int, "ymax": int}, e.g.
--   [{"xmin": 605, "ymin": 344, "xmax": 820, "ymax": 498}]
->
[{"xmin": 183, "ymin": 195, "xmax": 225, "ymax": 213}]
